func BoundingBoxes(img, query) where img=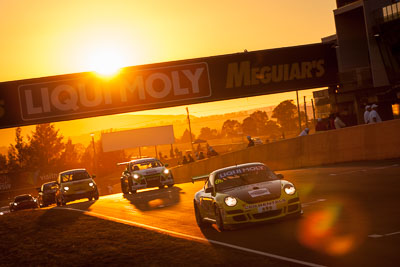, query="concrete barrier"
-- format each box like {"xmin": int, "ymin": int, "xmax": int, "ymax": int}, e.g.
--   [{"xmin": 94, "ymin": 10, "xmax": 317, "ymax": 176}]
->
[{"xmin": 171, "ymin": 119, "xmax": 400, "ymax": 183}]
